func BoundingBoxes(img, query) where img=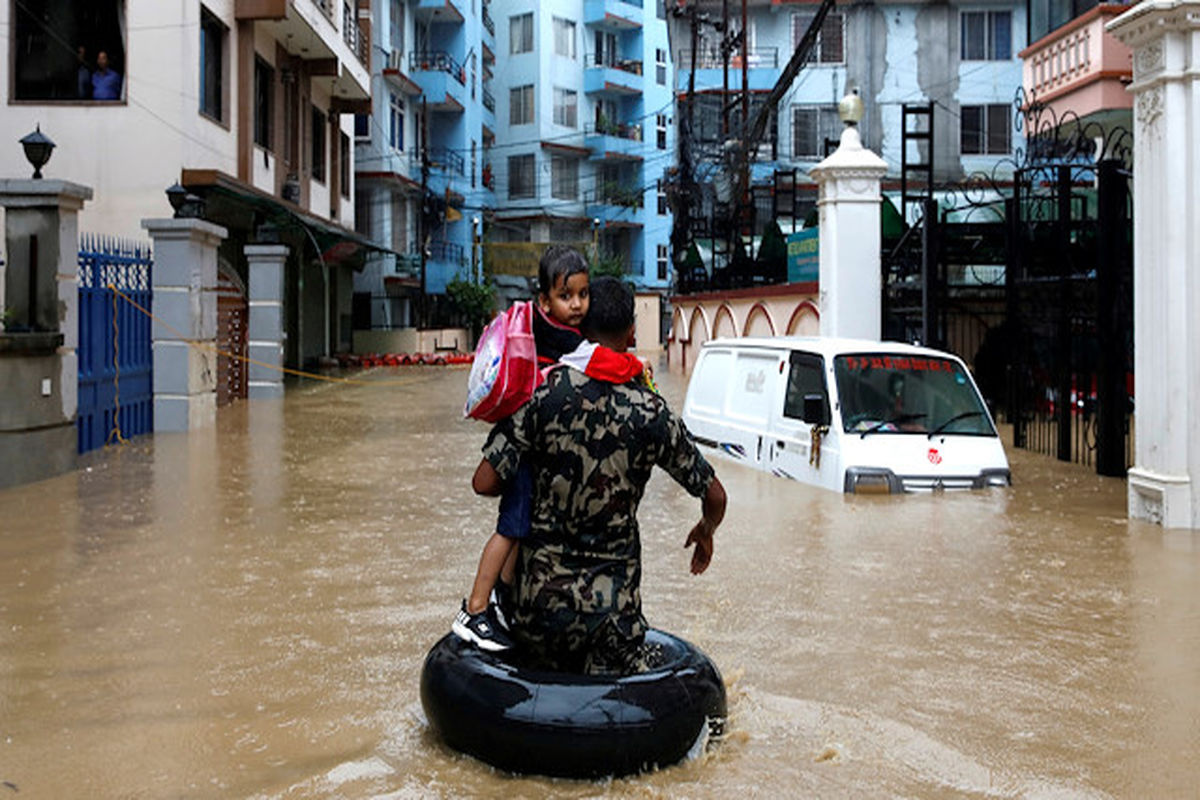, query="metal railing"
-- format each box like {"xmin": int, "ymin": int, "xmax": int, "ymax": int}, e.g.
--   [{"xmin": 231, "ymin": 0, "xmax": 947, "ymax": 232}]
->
[
  {"xmin": 675, "ymin": 47, "xmax": 779, "ymax": 70},
  {"xmin": 586, "ymin": 52, "xmax": 643, "ymax": 75},
  {"xmin": 590, "ymin": 183, "xmax": 643, "ymax": 209},
  {"xmin": 482, "ymin": 6, "xmax": 495, "ymax": 36},
  {"xmin": 427, "ymin": 240, "xmax": 467, "ymax": 265},
  {"xmin": 482, "ymin": 87, "xmax": 495, "ymax": 112},
  {"xmin": 410, "ymin": 51, "xmax": 465, "ymax": 86},
  {"xmin": 412, "ymin": 148, "xmax": 465, "ymax": 175},
  {"xmin": 342, "ymin": 4, "xmax": 368, "ymax": 67},
  {"xmin": 590, "ymin": 120, "xmax": 642, "ymax": 141}
]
